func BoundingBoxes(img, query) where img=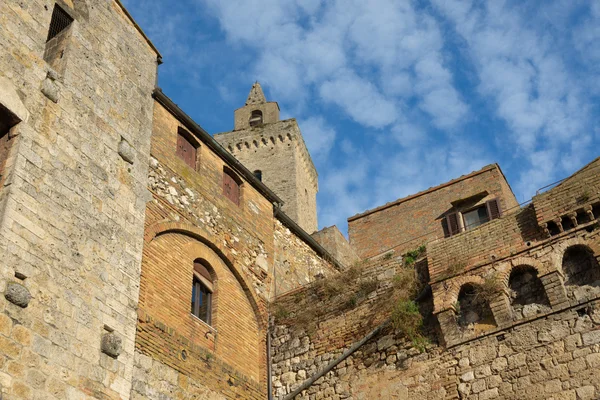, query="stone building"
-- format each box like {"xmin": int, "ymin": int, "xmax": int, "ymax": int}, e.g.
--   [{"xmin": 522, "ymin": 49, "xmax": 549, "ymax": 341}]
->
[
  {"xmin": 2, "ymin": 1, "xmax": 600, "ymax": 400},
  {"xmin": 215, "ymin": 83, "xmax": 319, "ymax": 234}
]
